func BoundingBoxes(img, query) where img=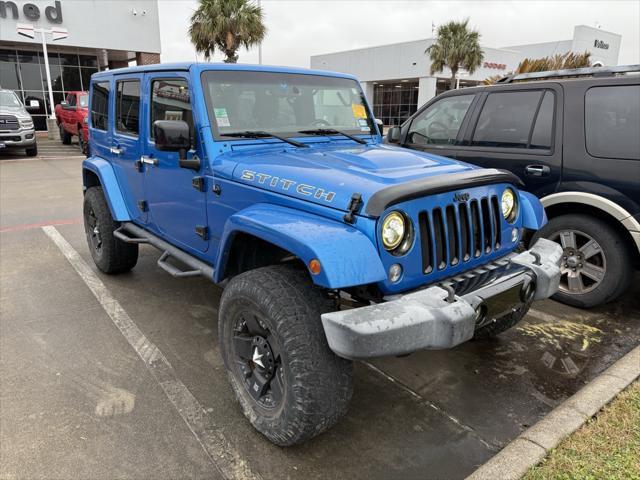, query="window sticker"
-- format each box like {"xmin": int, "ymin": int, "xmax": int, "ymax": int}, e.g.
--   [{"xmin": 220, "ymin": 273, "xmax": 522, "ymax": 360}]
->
[
  {"xmin": 214, "ymin": 107, "xmax": 230, "ymax": 127},
  {"xmin": 164, "ymin": 110, "xmax": 183, "ymax": 121},
  {"xmin": 352, "ymin": 103, "xmax": 367, "ymax": 119}
]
